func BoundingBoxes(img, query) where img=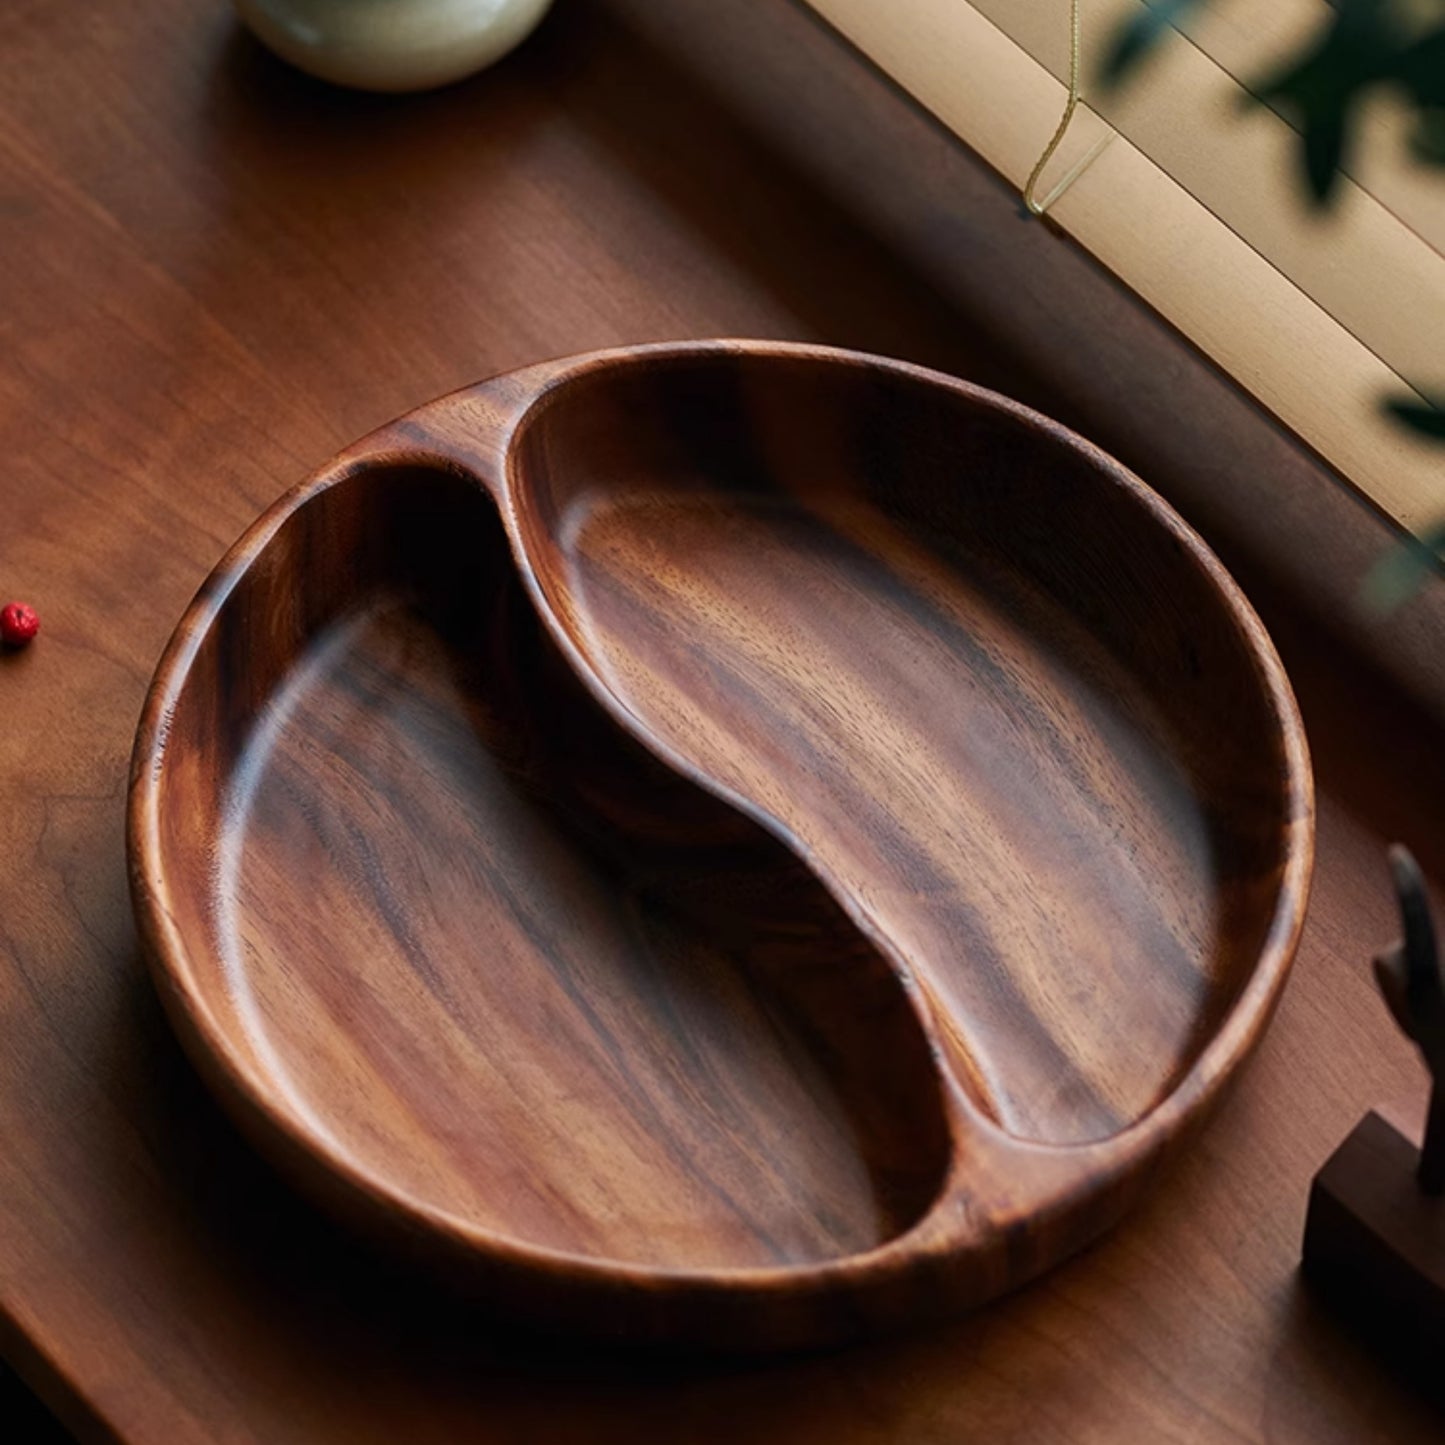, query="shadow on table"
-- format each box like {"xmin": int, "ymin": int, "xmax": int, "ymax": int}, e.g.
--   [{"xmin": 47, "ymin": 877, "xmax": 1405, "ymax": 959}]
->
[
  {"xmin": 119, "ymin": 963, "xmax": 762, "ymax": 1386},
  {"xmin": 0, "ymin": 1358, "xmax": 75, "ymax": 1445},
  {"xmin": 1264, "ymin": 1274, "xmax": 1445, "ymax": 1437},
  {"xmin": 197, "ymin": 0, "xmax": 1055, "ymax": 420}
]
